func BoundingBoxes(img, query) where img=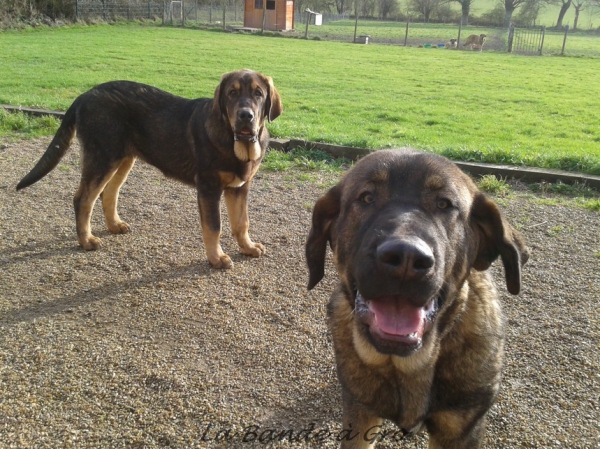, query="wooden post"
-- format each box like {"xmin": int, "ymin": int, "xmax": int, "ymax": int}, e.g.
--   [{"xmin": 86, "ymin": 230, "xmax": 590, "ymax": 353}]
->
[
  {"xmin": 457, "ymin": 21, "xmax": 462, "ymax": 47},
  {"xmin": 507, "ymin": 23, "xmax": 514, "ymax": 53},
  {"xmin": 539, "ymin": 26, "xmax": 546, "ymax": 55},
  {"xmin": 261, "ymin": 0, "xmax": 267, "ymax": 32},
  {"xmin": 404, "ymin": 18, "xmax": 409, "ymax": 46},
  {"xmin": 353, "ymin": 0, "xmax": 358, "ymax": 43},
  {"xmin": 304, "ymin": 14, "xmax": 310, "ymax": 38},
  {"xmin": 561, "ymin": 24, "xmax": 569, "ymax": 56}
]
